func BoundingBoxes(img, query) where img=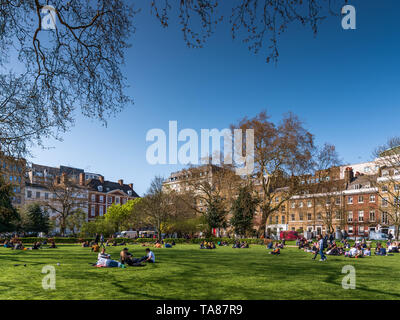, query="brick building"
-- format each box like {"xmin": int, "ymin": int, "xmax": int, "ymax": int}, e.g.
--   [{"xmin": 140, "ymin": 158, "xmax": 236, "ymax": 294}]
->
[{"xmin": 87, "ymin": 176, "xmax": 139, "ymax": 220}]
